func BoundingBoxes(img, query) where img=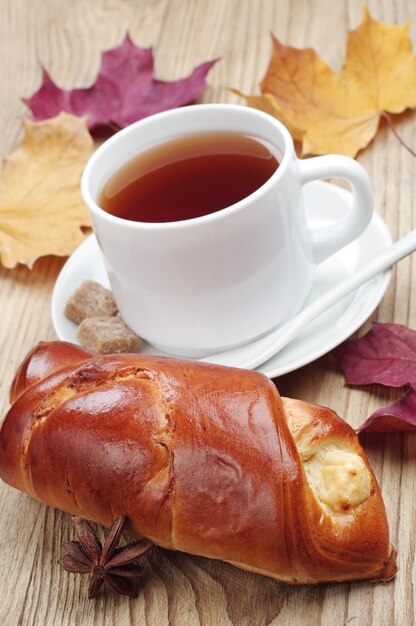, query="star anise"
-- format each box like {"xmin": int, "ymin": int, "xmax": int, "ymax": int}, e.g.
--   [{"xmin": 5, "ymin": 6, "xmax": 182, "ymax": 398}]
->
[{"xmin": 58, "ymin": 515, "xmax": 153, "ymax": 598}]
